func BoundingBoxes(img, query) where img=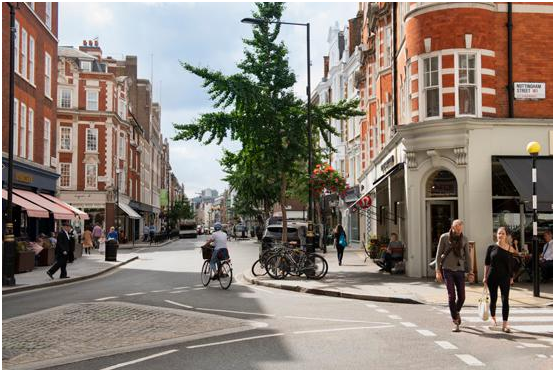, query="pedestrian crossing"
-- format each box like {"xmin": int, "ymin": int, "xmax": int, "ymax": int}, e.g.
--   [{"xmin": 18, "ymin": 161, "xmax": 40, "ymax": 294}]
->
[{"xmin": 437, "ymin": 307, "xmax": 553, "ymax": 335}]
